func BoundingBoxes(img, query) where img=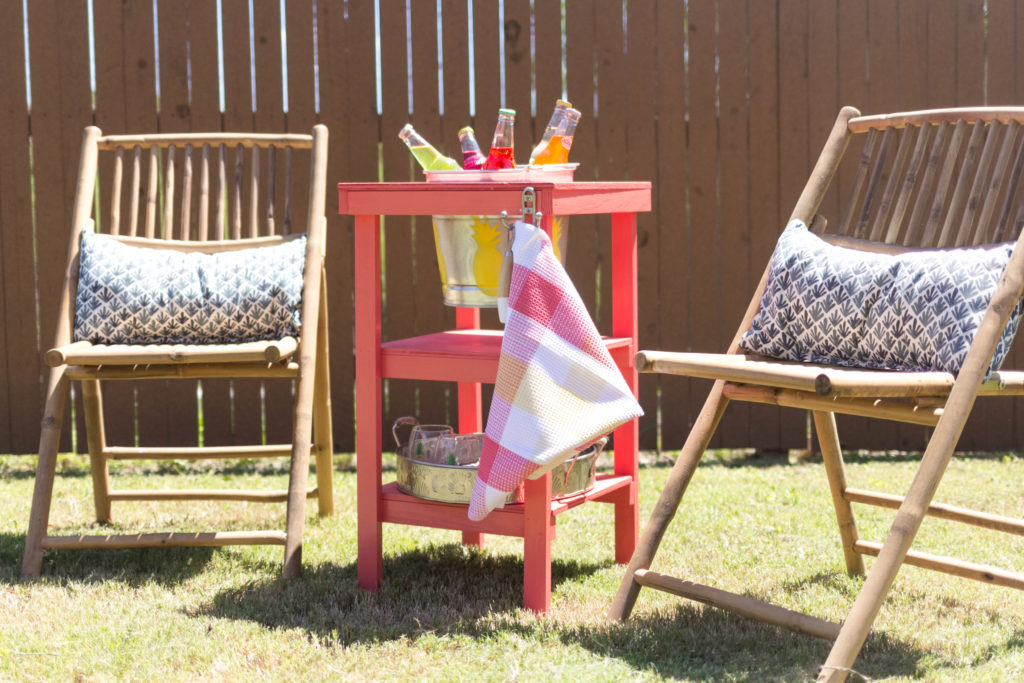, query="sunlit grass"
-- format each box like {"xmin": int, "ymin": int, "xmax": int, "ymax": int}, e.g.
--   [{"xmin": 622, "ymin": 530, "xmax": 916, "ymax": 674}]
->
[{"xmin": 1, "ymin": 451, "xmax": 1023, "ymax": 681}]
